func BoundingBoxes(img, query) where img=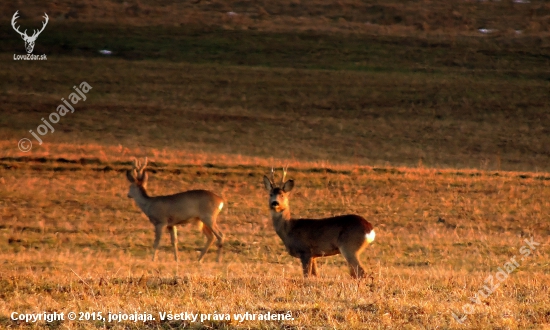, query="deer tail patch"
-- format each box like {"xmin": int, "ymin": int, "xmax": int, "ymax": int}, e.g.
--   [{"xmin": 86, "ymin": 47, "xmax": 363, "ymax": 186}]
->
[{"xmin": 366, "ymin": 230, "xmax": 375, "ymax": 243}]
